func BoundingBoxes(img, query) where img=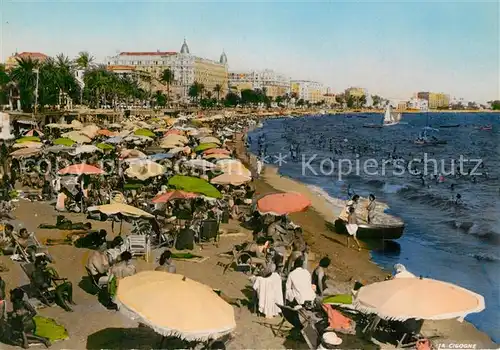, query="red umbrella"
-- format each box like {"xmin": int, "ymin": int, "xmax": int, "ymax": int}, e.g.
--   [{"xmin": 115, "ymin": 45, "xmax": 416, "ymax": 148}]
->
[
  {"xmin": 152, "ymin": 190, "xmax": 199, "ymax": 204},
  {"xmin": 58, "ymin": 164, "xmax": 105, "ymax": 175},
  {"xmin": 97, "ymin": 129, "xmax": 117, "ymax": 137},
  {"xmin": 164, "ymin": 129, "xmax": 183, "ymax": 136},
  {"xmin": 203, "ymin": 148, "xmax": 231, "ymax": 156},
  {"xmin": 257, "ymin": 192, "xmax": 311, "ymax": 216}
]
